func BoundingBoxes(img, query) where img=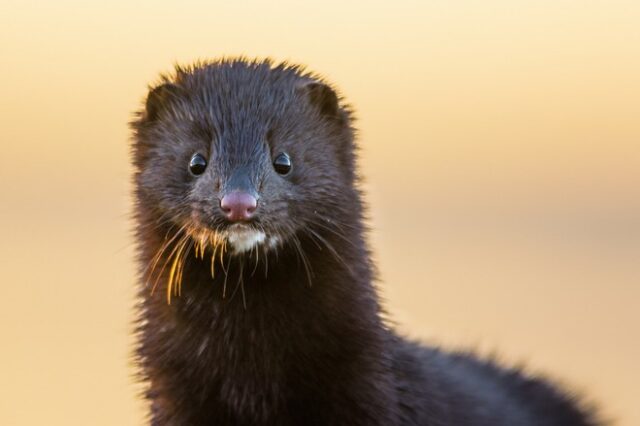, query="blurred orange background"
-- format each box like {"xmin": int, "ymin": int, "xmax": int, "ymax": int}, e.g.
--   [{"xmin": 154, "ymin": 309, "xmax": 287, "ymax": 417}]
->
[{"xmin": 1, "ymin": 0, "xmax": 638, "ymax": 424}]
